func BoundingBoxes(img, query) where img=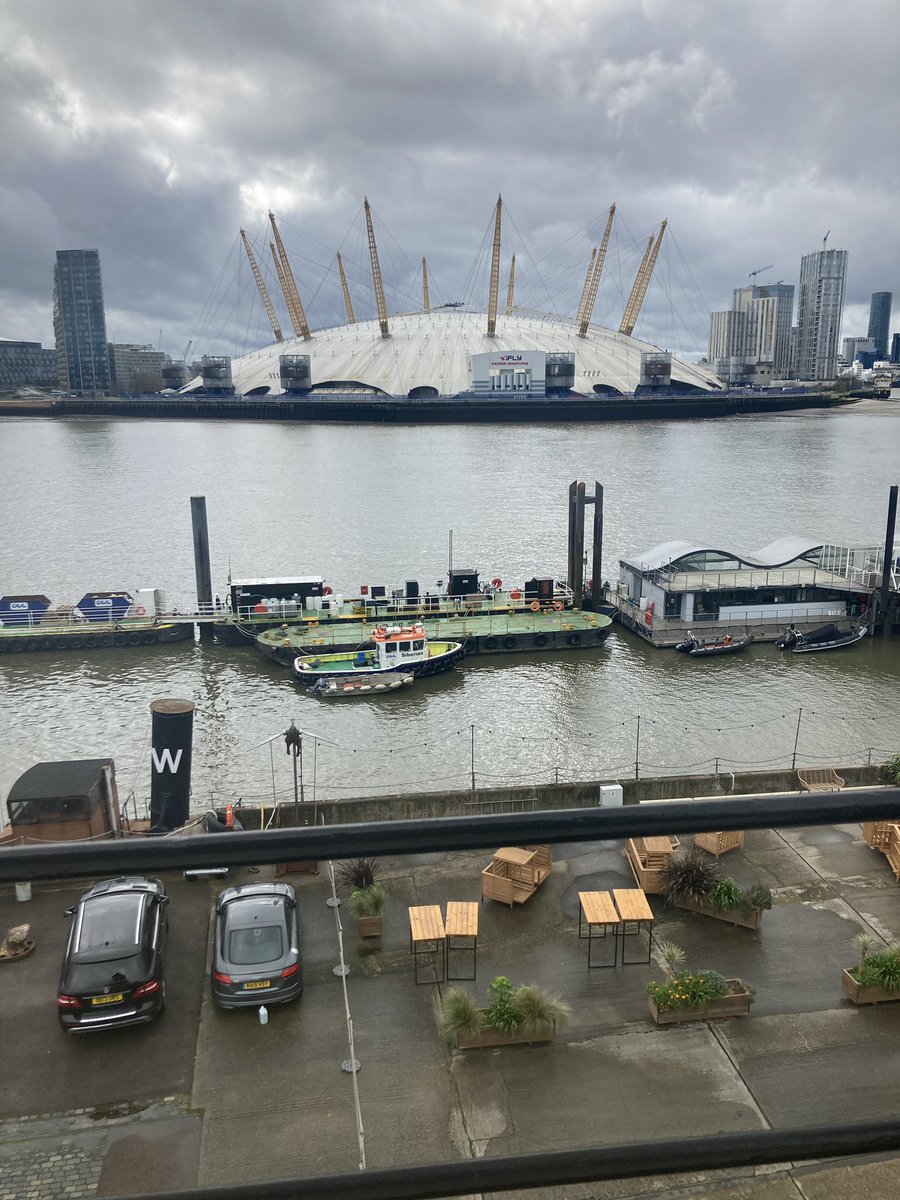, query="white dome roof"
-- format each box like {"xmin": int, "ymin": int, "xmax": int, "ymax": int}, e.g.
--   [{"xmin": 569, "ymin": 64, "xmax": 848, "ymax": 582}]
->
[{"xmin": 185, "ymin": 308, "xmax": 720, "ymax": 397}]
